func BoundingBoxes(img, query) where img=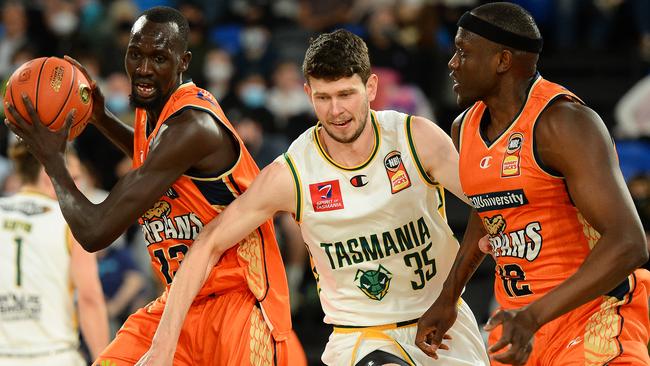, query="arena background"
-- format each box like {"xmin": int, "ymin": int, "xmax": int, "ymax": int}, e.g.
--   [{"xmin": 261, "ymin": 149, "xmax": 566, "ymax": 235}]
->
[{"xmin": 0, "ymin": 0, "xmax": 648, "ymax": 364}]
